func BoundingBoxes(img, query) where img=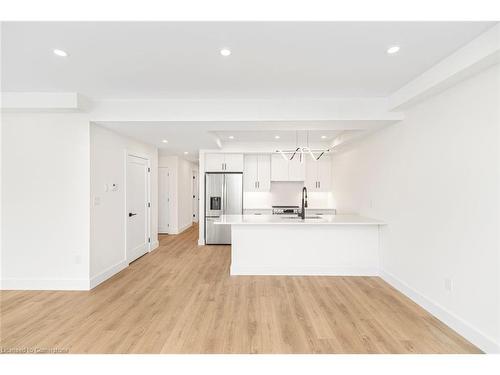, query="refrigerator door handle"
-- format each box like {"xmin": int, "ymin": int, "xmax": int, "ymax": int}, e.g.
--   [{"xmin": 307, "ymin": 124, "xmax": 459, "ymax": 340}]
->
[{"xmin": 224, "ymin": 174, "xmax": 228, "ymax": 215}]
